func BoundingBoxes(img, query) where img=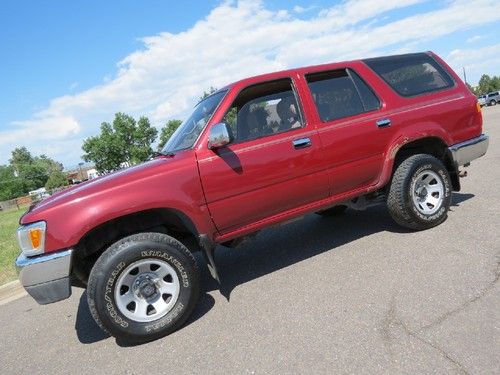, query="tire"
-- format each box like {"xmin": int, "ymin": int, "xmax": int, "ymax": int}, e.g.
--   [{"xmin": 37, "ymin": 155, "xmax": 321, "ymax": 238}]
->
[
  {"xmin": 87, "ymin": 232, "xmax": 200, "ymax": 343},
  {"xmin": 387, "ymin": 154, "xmax": 451, "ymax": 230},
  {"xmin": 490, "ymin": 99, "xmax": 497, "ymax": 106},
  {"xmin": 316, "ymin": 205, "xmax": 348, "ymax": 216}
]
